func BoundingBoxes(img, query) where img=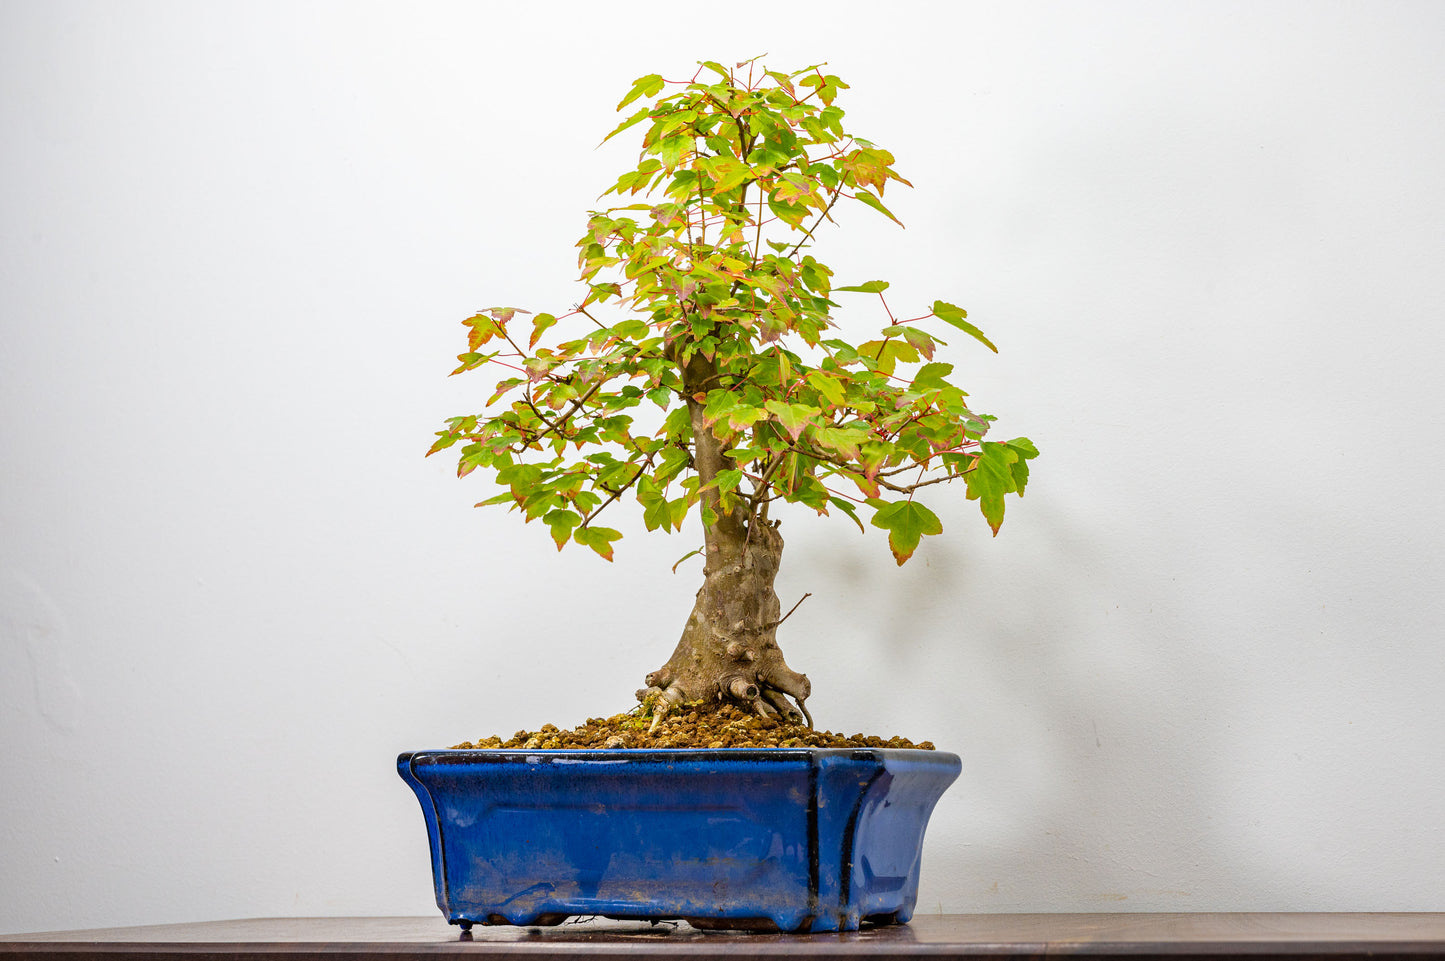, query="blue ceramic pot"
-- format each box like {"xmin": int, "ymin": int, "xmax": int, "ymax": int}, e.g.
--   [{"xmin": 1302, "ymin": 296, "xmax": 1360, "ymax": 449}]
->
[{"xmin": 398, "ymin": 747, "xmax": 960, "ymax": 933}]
